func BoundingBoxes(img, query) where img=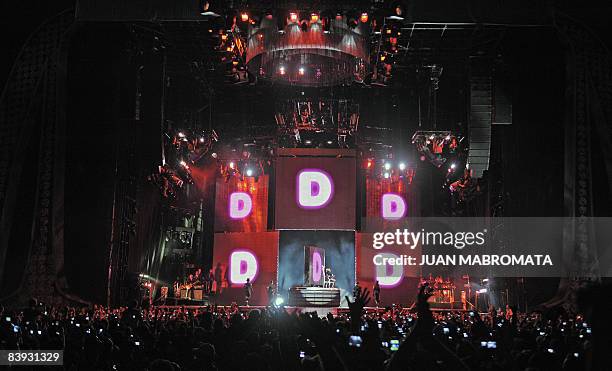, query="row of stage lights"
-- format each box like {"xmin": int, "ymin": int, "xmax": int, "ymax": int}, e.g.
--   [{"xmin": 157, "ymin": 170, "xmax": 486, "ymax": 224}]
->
[
  {"xmin": 199, "ymin": 0, "xmax": 409, "ymax": 23},
  {"xmin": 219, "ymin": 158, "xmax": 267, "ymax": 182},
  {"xmin": 364, "ymin": 157, "xmax": 460, "ymax": 178},
  {"xmin": 364, "ymin": 158, "xmax": 415, "ymax": 182},
  {"xmin": 231, "ymin": 10, "xmax": 371, "ymax": 27}
]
